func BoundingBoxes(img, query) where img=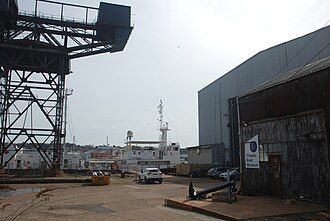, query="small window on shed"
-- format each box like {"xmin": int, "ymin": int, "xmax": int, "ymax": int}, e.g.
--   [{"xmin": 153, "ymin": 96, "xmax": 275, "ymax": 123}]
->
[
  {"xmin": 259, "ymin": 144, "xmax": 264, "ymax": 161},
  {"xmin": 280, "ymin": 143, "xmax": 288, "ymax": 161},
  {"xmin": 260, "ymin": 143, "xmax": 288, "ymax": 162},
  {"xmin": 275, "ymin": 143, "xmax": 281, "ymax": 152},
  {"xmin": 259, "ymin": 144, "xmax": 269, "ymax": 162},
  {"xmin": 268, "ymin": 143, "xmax": 275, "ymax": 153}
]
